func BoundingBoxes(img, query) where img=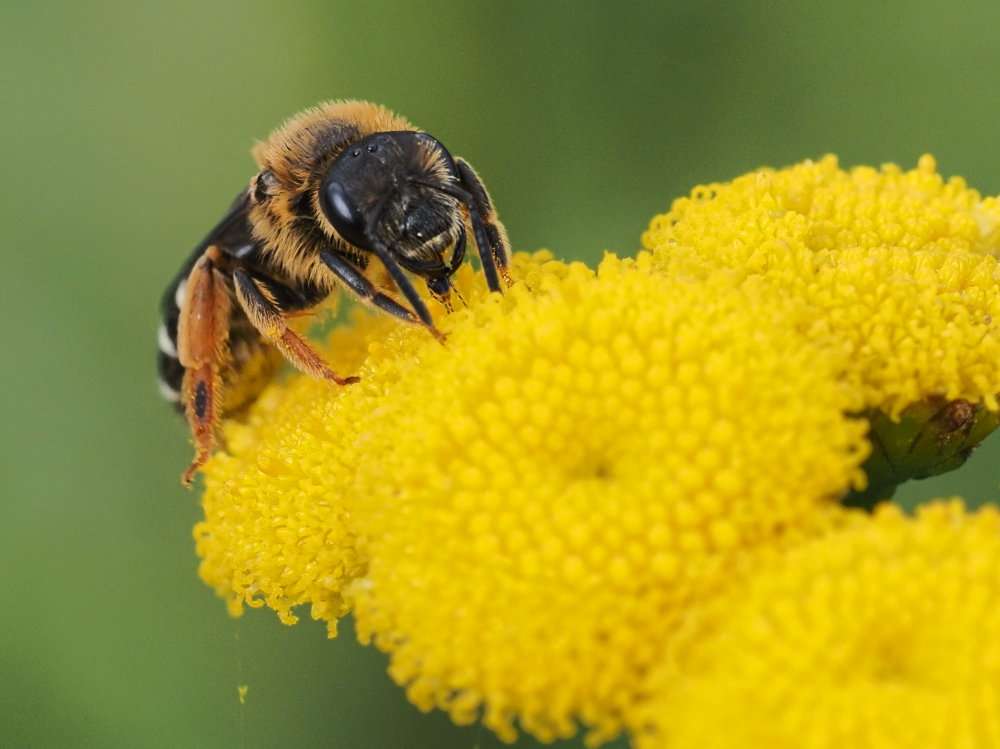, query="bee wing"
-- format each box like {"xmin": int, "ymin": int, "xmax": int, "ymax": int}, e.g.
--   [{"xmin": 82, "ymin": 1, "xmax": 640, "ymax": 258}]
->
[
  {"xmin": 160, "ymin": 190, "xmax": 256, "ymax": 317},
  {"xmin": 158, "ymin": 189, "xmax": 261, "ymax": 406}
]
